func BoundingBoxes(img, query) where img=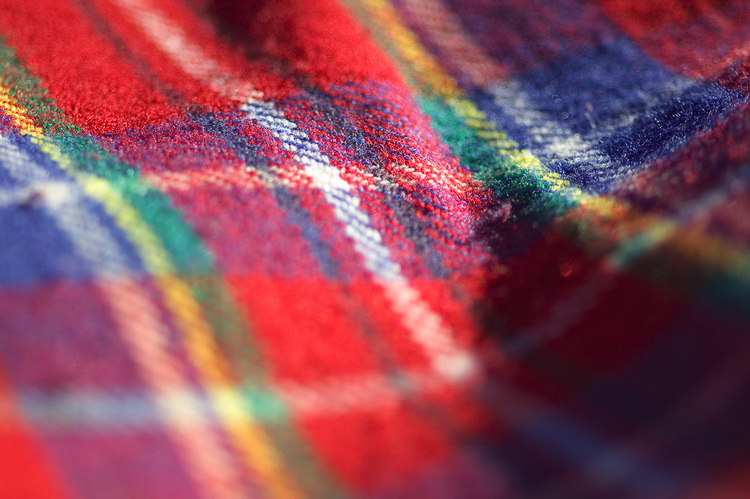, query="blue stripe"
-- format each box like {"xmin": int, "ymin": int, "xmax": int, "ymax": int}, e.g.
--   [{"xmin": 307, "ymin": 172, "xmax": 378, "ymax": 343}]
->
[
  {"xmin": 0, "ymin": 132, "xmax": 148, "ymax": 285},
  {"xmin": 193, "ymin": 111, "xmax": 346, "ymax": 279},
  {"xmin": 473, "ymin": 37, "xmax": 744, "ymax": 192}
]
